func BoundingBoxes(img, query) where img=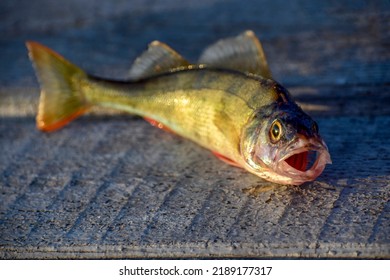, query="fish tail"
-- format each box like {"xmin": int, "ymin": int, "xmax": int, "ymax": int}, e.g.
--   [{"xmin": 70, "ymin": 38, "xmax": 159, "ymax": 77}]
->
[{"xmin": 26, "ymin": 41, "xmax": 90, "ymax": 132}]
